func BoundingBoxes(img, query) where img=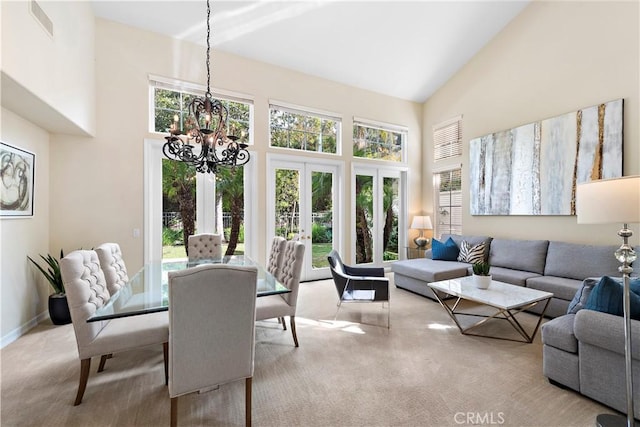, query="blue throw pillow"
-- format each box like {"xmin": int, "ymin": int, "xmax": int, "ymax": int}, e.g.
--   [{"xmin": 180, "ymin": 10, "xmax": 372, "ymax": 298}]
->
[
  {"xmin": 432, "ymin": 237, "xmax": 459, "ymax": 261},
  {"xmin": 584, "ymin": 276, "xmax": 640, "ymax": 320},
  {"xmin": 567, "ymin": 277, "xmax": 600, "ymax": 314}
]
